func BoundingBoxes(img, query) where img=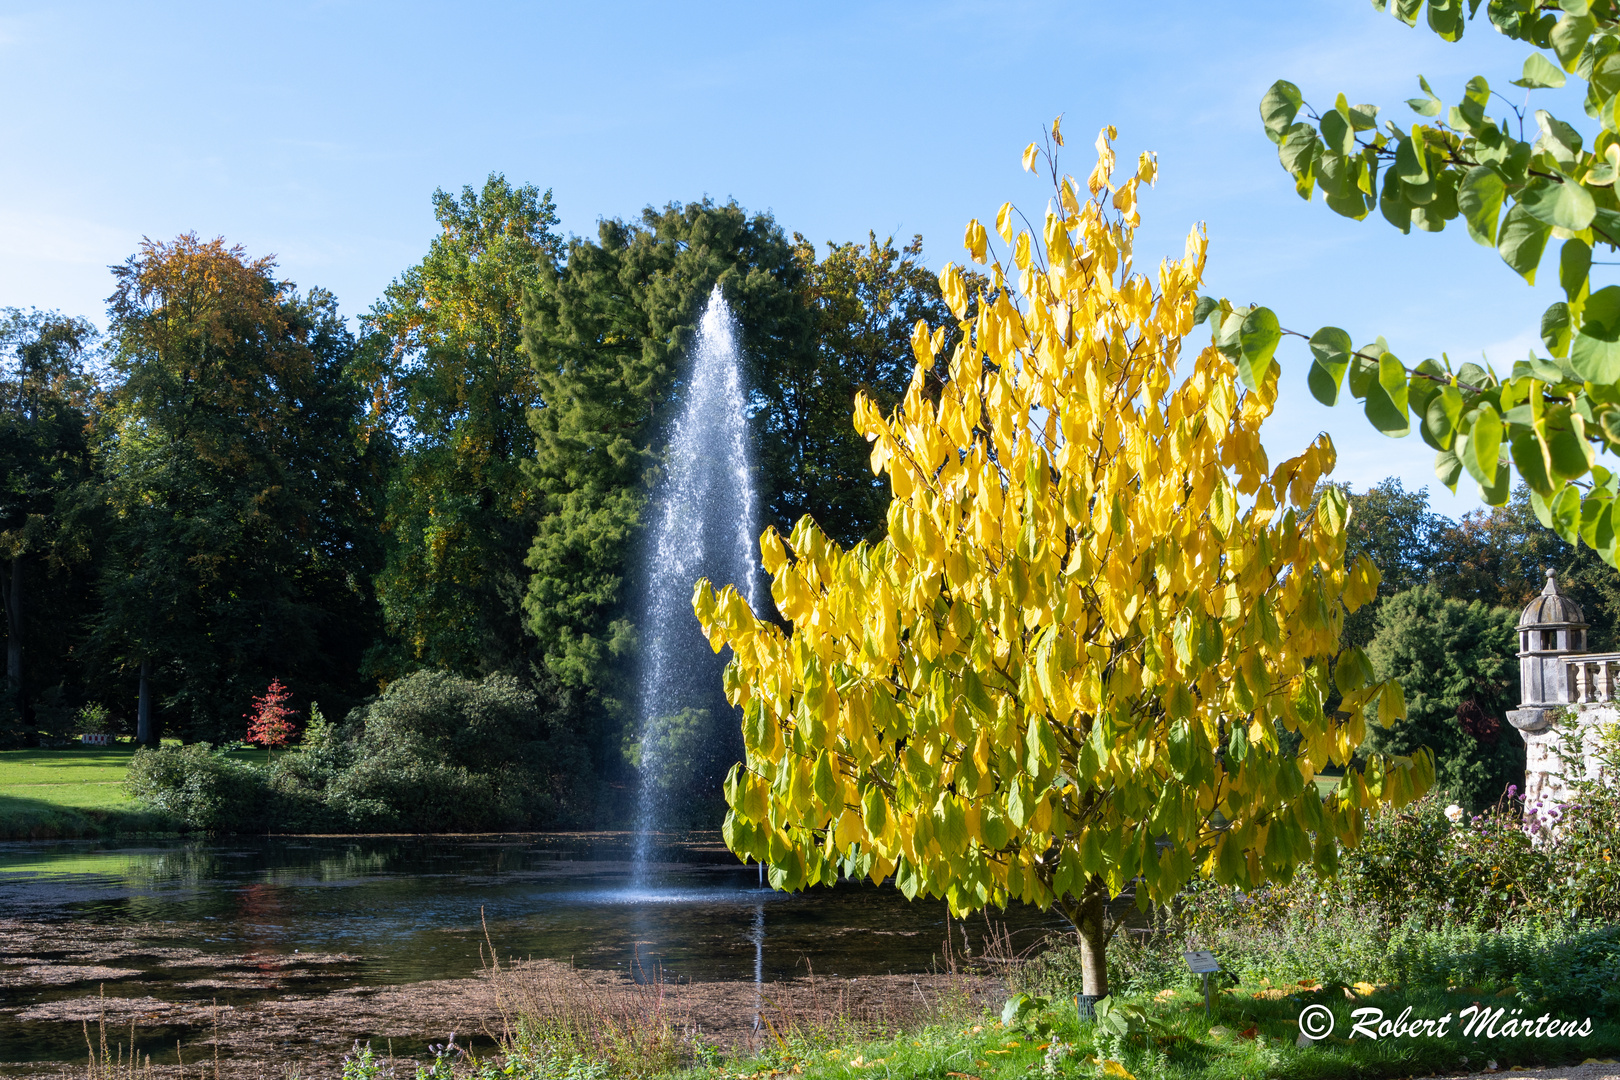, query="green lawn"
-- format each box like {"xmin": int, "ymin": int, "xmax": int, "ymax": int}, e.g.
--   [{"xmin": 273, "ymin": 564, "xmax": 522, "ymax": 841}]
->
[
  {"xmin": 0, "ymin": 745, "xmax": 144, "ymax": 810},
  {"xmin": 0, "ymin": 743, "xmax": 266, "ymax": 839}
]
